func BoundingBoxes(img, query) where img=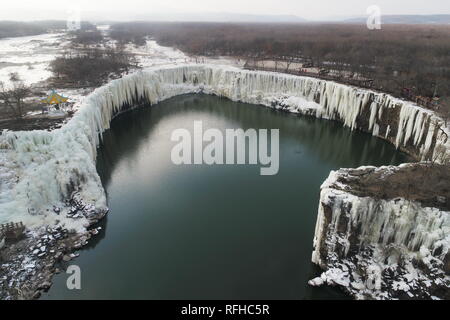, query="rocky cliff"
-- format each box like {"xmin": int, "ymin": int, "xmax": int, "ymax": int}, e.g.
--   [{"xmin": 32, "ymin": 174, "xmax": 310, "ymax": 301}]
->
[{"xmin": 310, "ymin": 164, "xmax": 449, "ymax": 299}]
